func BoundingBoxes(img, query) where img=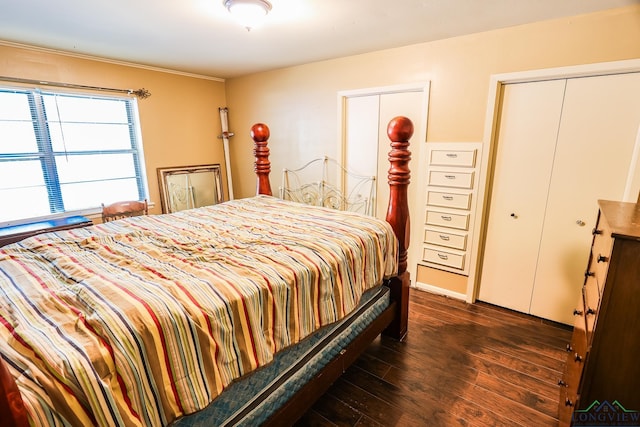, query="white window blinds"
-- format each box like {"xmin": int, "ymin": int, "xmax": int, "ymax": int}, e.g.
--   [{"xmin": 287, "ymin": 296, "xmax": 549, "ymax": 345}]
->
[{"xmin": 0, "ymin": 88, "xmax": 147, "ymax": 225}]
